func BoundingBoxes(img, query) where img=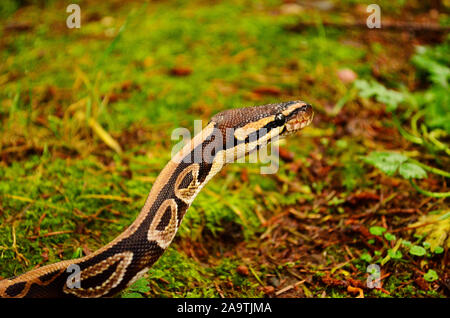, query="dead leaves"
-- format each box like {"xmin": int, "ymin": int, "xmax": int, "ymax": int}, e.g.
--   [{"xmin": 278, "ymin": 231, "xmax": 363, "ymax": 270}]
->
[
  {"xmin": 169, "ymin": 66, "xmax": 193, "ymax": 77},
  {"xmin": 4, "ymin": 21, "xmax": 33, "ymax": 32},
  {"xmin": 252, "ymin": 86, "xmax": 282, "ymax": 96},
  {"xmin": 321, "ymin": 275, "xmax": 385, "ymax": 298},
  {"xmin": 278, "ymin": 147, "xmax": 295, "ymax": 163},
  {"xmin": 346, "ymin": 192, "xmax": 380, "ymax": 205}
]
